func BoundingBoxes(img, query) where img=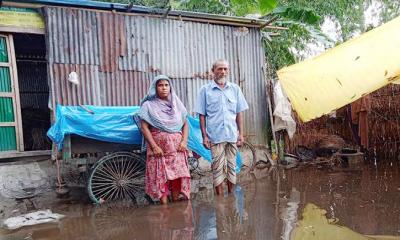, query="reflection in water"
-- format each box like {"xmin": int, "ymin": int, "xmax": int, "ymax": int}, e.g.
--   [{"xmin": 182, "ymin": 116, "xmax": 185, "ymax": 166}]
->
[
  {"xmin": 281, "ymin": 162, "xmax": 400, "ymax": 237},
  {"xmin": 1, "ymin": 162, "xmax": 400, "ymax": 240},
  {"xmin": 214, "ymin": 186, "xmax": 251, "ymax": 240},
  {"xmin": 235, "ymin": 186, "xmax": 246, "ymax": 224},
  {"xmin": 291, "ymin": 203, "xmax": 400, "ymax": 240},
  {"xmin": 0, "ymin": 201, "xmax": 195, "ymax": 240},
  {"xmin": 193, "ymin": 170, "xmax": 278, "ymax": 240},
  {"xmin": 147, "ymin": 202, "xmax": 194, "ymax": 240},
  {"xmin": 280, "ymin": 188, "xmax": 300, "ymax": 240}
]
